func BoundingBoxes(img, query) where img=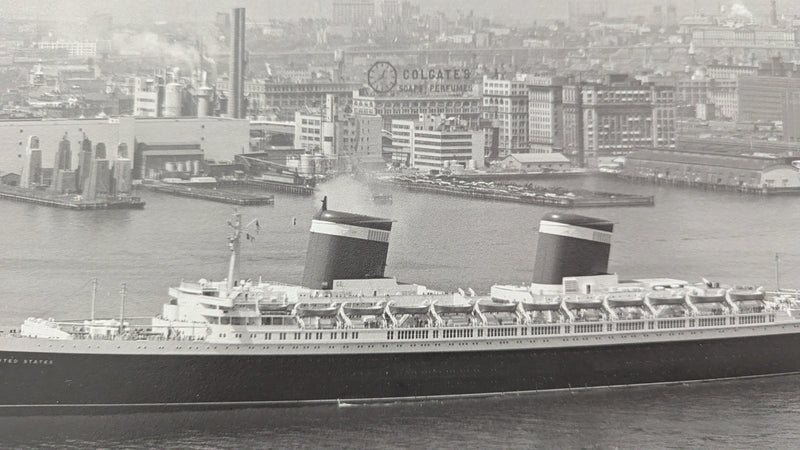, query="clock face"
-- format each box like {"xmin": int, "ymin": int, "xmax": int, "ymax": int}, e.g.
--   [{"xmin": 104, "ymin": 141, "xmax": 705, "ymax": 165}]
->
[{"xmin": 367, "ymin": 61, "xmax": 397, "ymax": 93}]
